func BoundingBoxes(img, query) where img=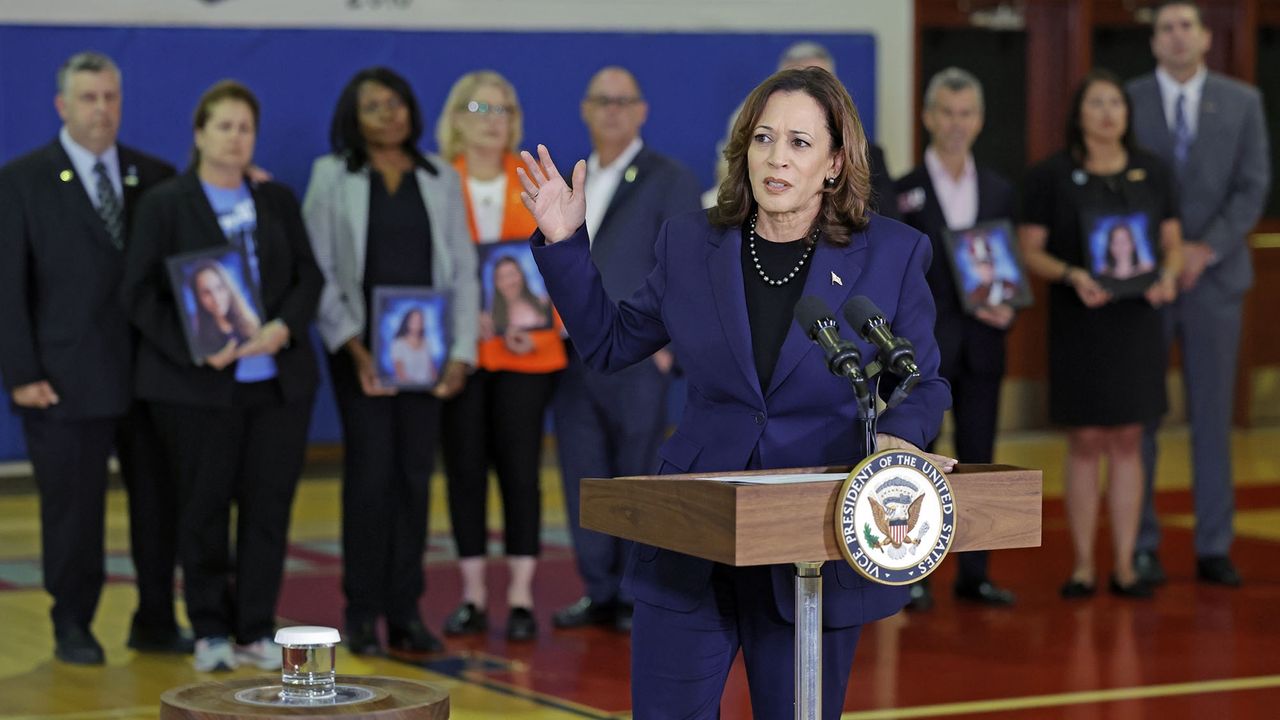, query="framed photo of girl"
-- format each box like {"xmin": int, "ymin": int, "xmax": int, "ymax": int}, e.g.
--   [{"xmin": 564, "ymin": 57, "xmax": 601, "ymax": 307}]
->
[
  {"xmin": 165, "ymin": 245, "xmax": 265, "ymax": 364},
  {"xmin": 942, "ymin": 220, "xmax": 1033, "ymax": 314},
  {"xmin": 370, "ymin": 286, "xmax": 451, "ymax": 391},
  {"xmin": 477, "ymin": 241, "xmax": 554, "ymax": 338},
  {"xmin": 1082, "ymin": 211, "xmax": 1159, "ymax": 298}
]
